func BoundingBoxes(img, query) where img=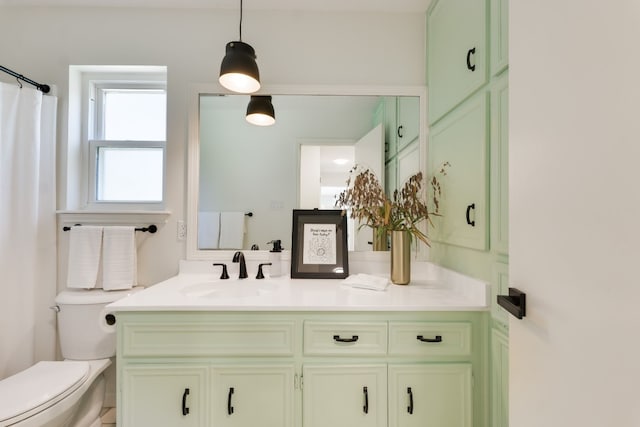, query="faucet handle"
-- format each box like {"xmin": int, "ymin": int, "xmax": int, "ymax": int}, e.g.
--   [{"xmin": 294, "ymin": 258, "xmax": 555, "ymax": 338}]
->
[
  {"xmin": 256, "ymin": 263, "xmax": 272, "ymax": 279},
  {"xmin": 213, "ymin": 263, "xmax": 230, "ymax": 280}
]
